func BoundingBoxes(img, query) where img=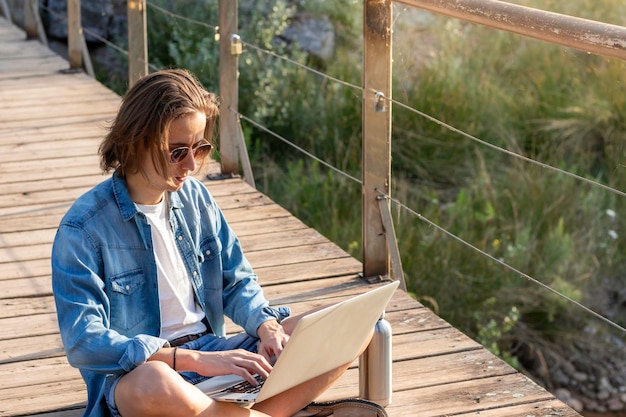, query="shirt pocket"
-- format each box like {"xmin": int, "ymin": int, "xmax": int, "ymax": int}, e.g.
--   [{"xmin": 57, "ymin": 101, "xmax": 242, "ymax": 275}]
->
[
  {"xmin": 198, "ymin": 236, "xmax": 222, "ymax": 289},
  {"xmin": 109, "ymin": 270, "xmax": 148, "ymax": 332},
  {"xmin": 198, "ymin": 235, "xmax": 221, "ymax": 263}
]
